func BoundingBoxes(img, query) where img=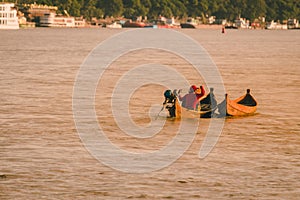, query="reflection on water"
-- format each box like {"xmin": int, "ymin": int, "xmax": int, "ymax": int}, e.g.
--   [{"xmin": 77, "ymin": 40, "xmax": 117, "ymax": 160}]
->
[{"xmin": 0, "ymin": 28, "xmax": 299, "ymax": 199}]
